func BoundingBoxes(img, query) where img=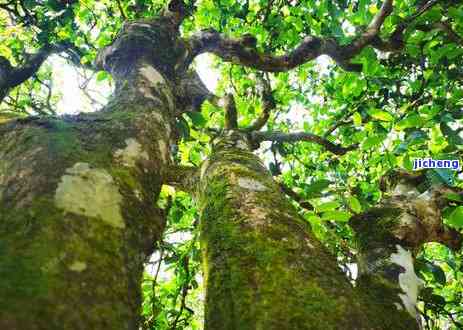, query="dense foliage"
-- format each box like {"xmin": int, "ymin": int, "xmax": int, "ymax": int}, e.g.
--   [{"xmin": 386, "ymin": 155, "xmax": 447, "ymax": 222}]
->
[{"xmin": 0, "ymin": 0, "xmax": 462, "ymax": 329}]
